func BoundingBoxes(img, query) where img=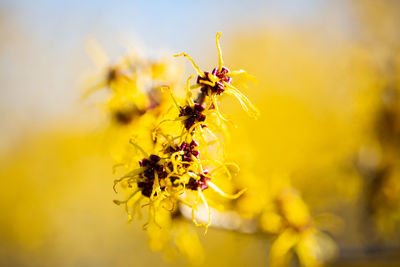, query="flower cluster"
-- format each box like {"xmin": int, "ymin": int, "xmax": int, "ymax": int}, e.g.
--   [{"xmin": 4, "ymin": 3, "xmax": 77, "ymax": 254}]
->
[
  {"xmin": 85, "ymin": 33, "xmax": 258, "ymax": 263},
  {"xmin": 112, "ymin": 33, "xmax": 256, "ymax": 234}
]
